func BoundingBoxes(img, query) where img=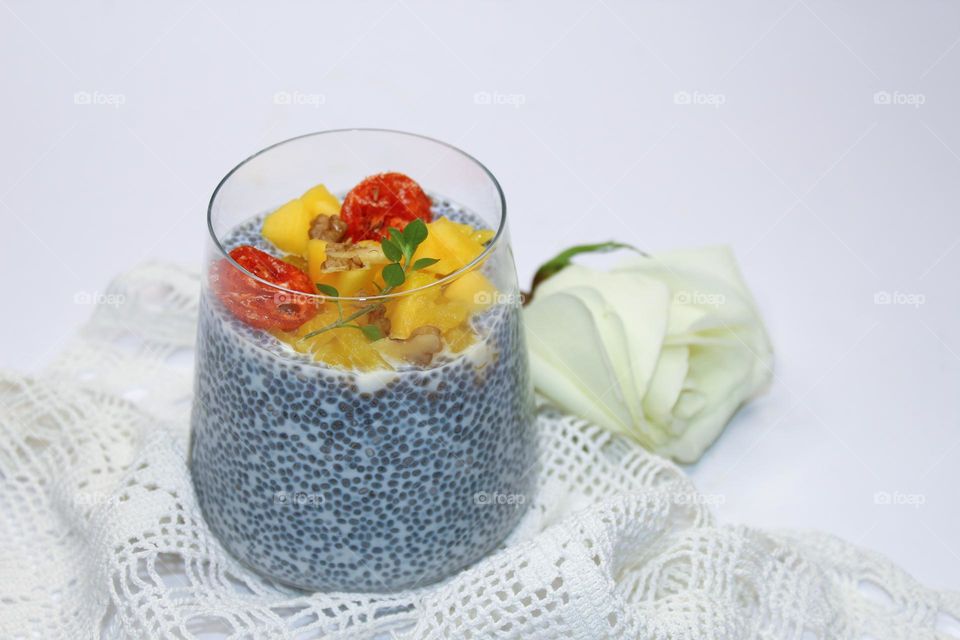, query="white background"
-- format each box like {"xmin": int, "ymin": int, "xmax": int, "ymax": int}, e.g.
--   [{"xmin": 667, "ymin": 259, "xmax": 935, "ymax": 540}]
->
[{"xmin": 2, "ymin": 1, "xmax": 958, "ymax": 590}]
